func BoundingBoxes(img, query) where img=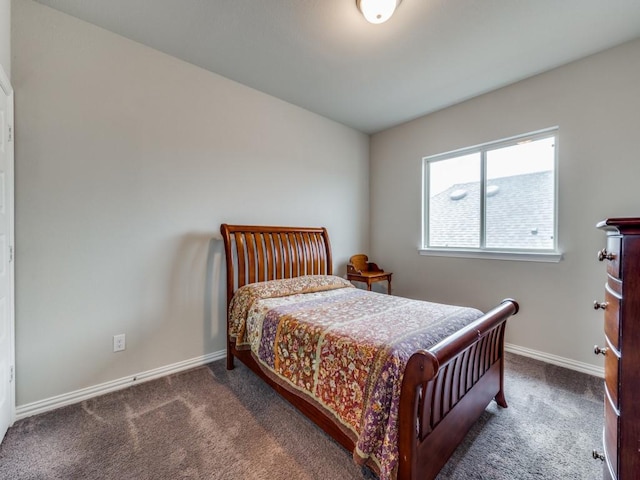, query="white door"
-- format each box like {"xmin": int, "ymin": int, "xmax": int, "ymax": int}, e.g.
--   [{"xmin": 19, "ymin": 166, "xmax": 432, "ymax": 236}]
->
[{"xmin": 0, "ymin": 65, "xmax": 14, "ymax": 443}]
